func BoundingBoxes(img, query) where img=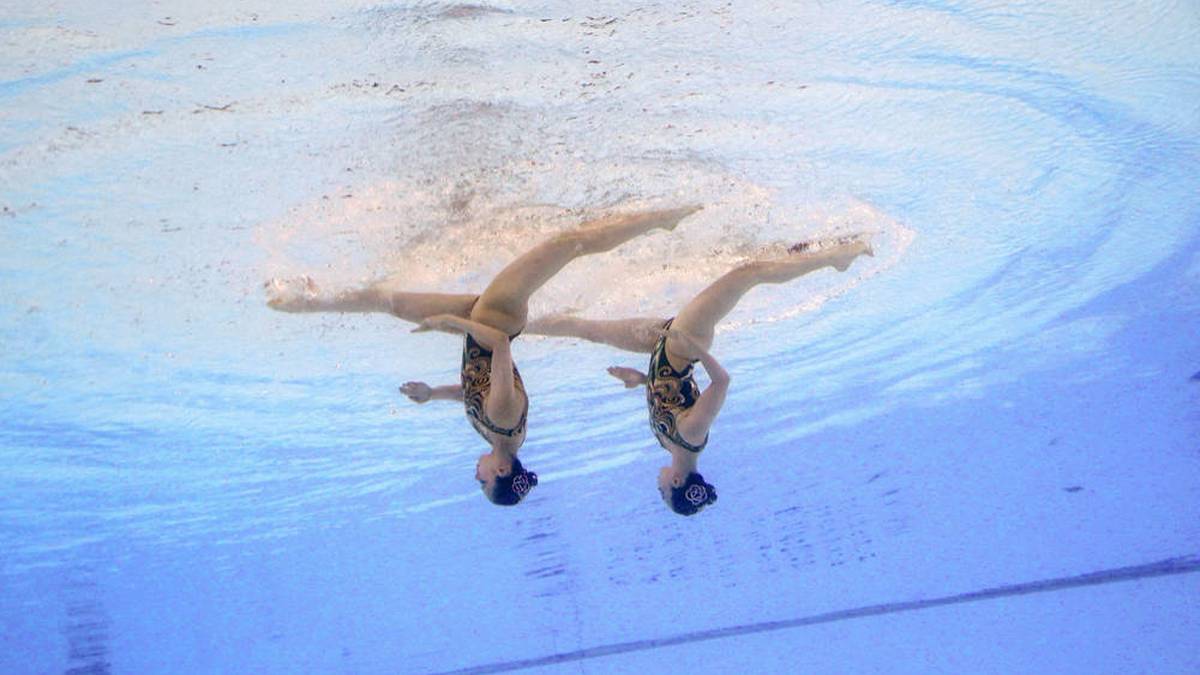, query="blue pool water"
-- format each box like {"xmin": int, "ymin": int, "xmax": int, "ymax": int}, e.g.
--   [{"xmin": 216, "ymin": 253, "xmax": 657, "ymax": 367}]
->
[{"xmin": 1, "ymin": 1, "xmax": 1198, "ymax": 672}]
